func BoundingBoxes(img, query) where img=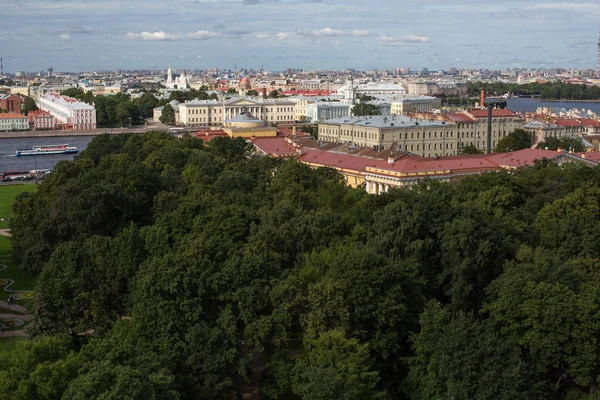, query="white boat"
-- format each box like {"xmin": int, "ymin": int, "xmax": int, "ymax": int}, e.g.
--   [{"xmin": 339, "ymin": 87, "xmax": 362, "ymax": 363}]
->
[{"xmin": 15, "ymin": 144, "xmax": 78, "ymax": 157}]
